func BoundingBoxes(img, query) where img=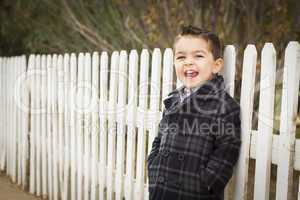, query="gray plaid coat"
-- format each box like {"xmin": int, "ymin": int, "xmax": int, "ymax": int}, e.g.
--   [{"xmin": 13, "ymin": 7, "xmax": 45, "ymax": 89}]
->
[{"xmin": 147, "ymin": 75, "xmax": 241, "ymax": 200}]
